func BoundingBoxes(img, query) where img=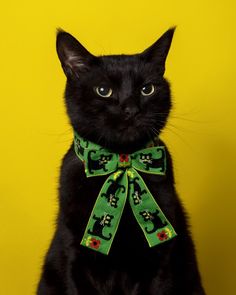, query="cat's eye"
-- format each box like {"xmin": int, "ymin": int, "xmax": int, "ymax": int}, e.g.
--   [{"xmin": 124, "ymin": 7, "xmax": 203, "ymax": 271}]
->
[
  {"xmin": 141, "ymin": 84, "xmax": 155, "ymax": 96},
  {"xmin": 95, "ymin": 86, "xmax": 113, "ymax": 98}
]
